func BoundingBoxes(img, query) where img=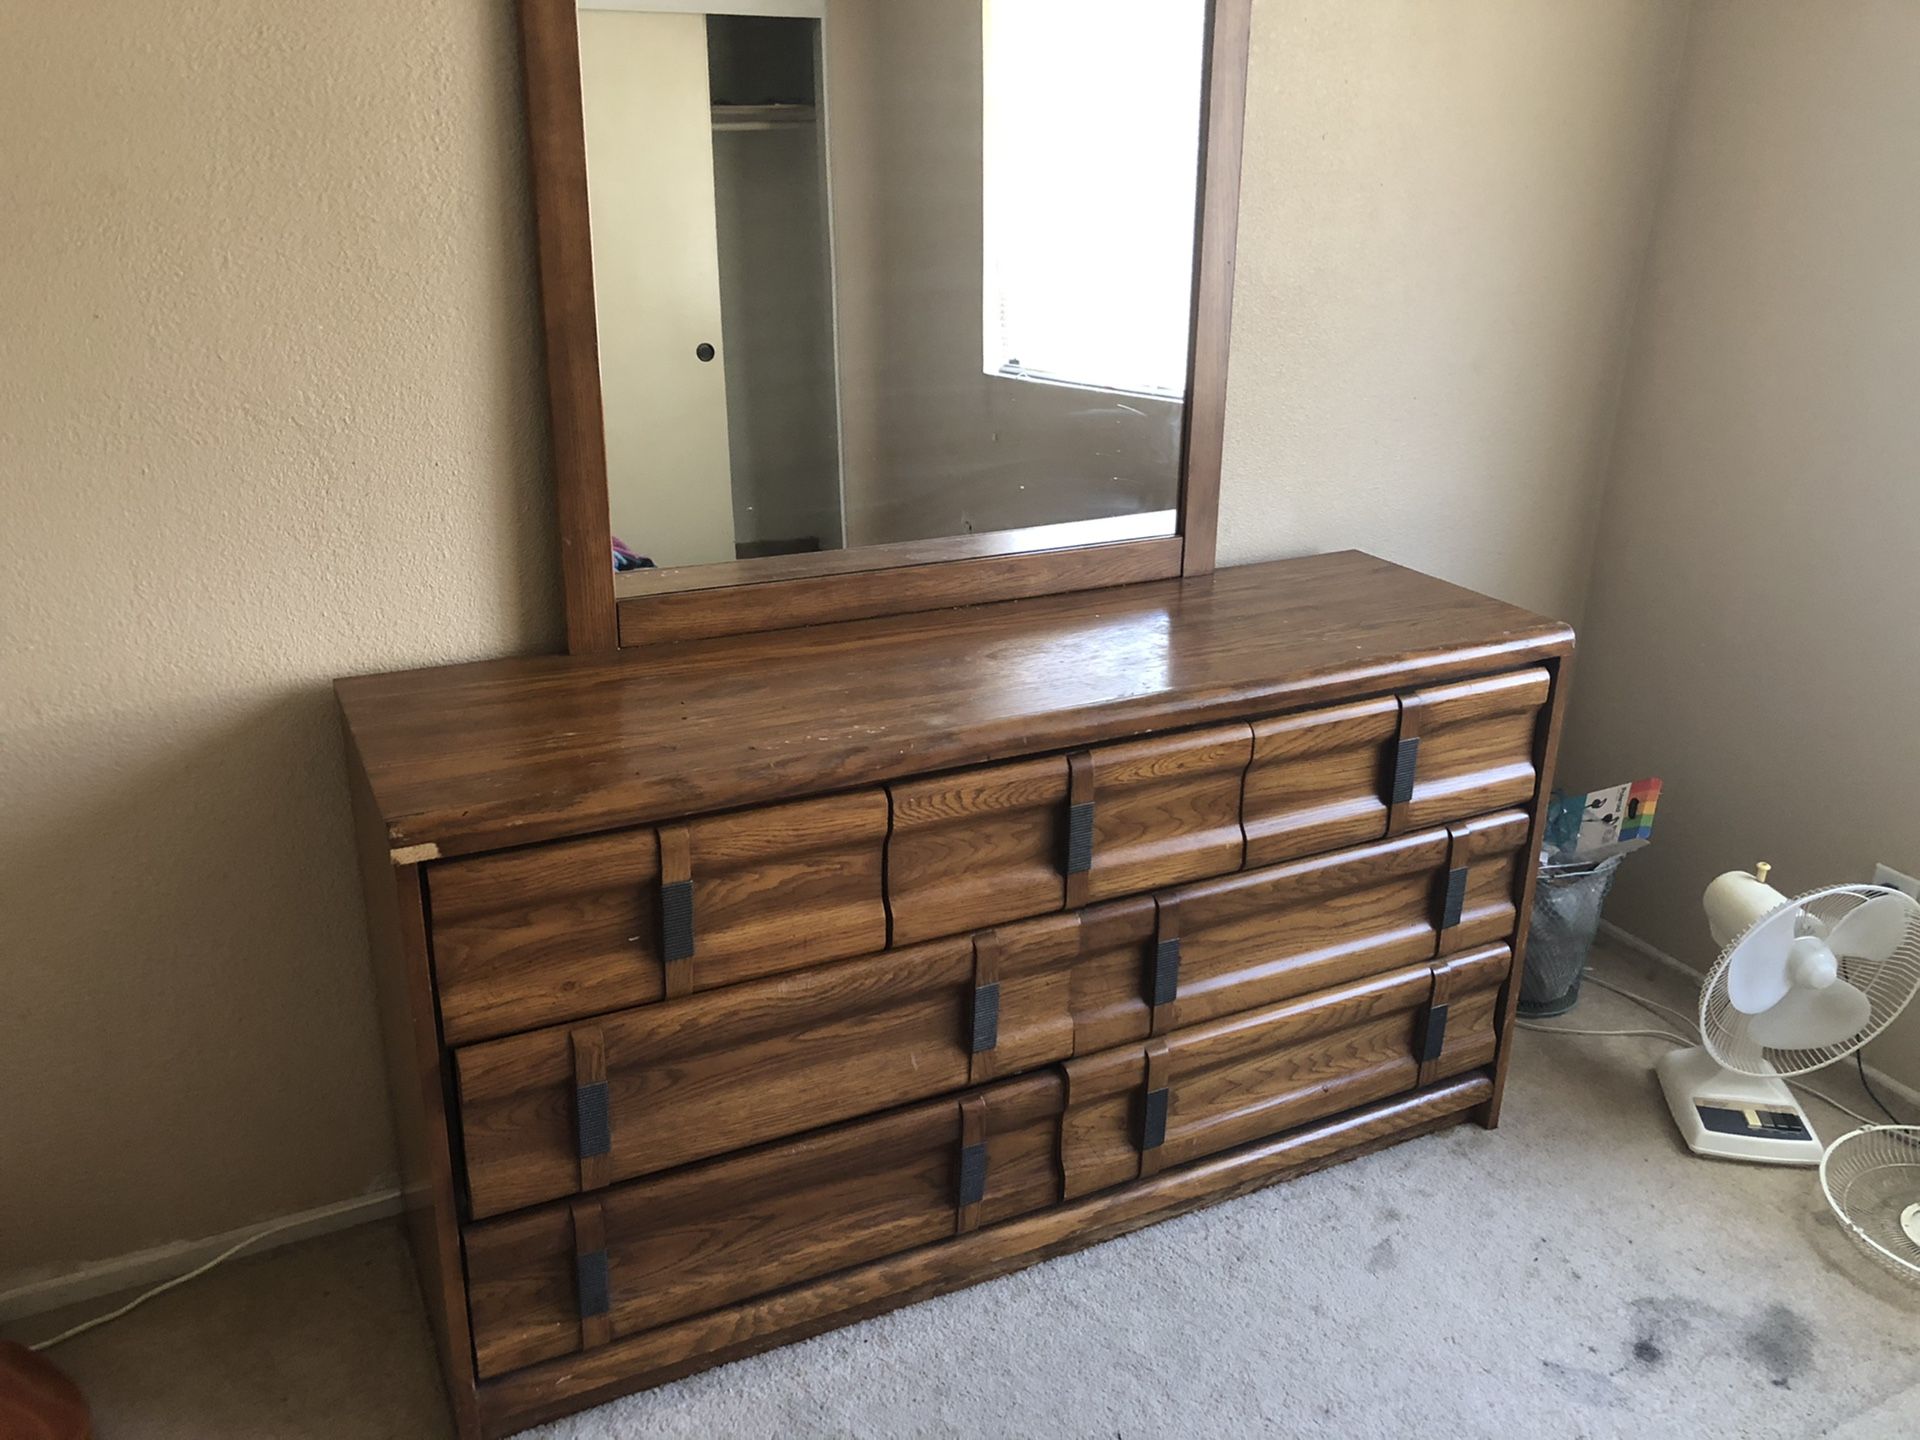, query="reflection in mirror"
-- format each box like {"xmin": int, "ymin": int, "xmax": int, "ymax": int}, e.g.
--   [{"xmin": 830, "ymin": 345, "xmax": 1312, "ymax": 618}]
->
[{"xmin": 577, "ymin": 0, "xmax": 1209, "ymax": 578}]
